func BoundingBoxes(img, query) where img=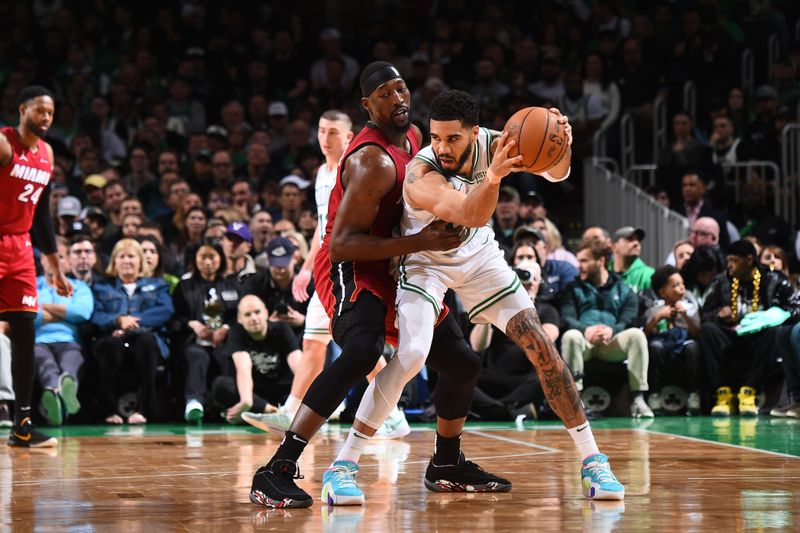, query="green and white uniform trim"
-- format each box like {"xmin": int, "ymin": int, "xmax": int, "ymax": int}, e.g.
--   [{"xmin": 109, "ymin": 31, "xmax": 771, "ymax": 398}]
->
[{"xmin": 397, "ymin": 127, "xmax": 533, "ymax": 329}]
